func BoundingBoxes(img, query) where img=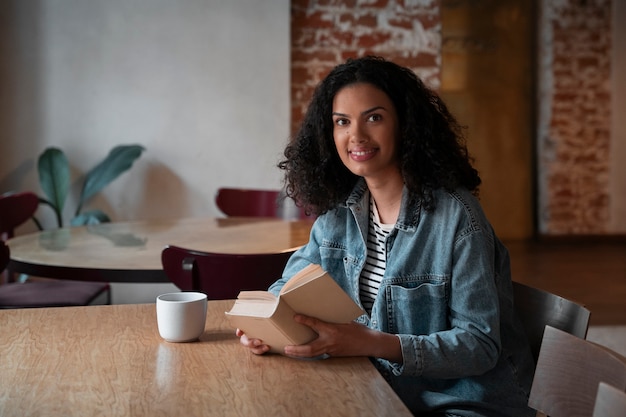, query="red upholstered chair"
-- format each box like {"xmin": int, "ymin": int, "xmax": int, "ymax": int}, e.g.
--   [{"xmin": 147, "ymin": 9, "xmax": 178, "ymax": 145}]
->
[
  {"xmin": 215, "ymin": 187, "xmax": 314, "ymax": 220},
  {"xmin": 215, "ymin": 188, "xmax": 281, "ymax": 217},
  {"xmin": 0, "ymin": 191, "xmax": 110, "ymax": 308},
  {"xmin": 0, "ymin": 191, "xmax": 40, "ymax": 242},
  {"xmin": 161, "ymin": 245, "xmax": 294, "ymax": 300},
  {"xmin": 0, "ymin": 241, "xmax": 9, "ymax": 274}
]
